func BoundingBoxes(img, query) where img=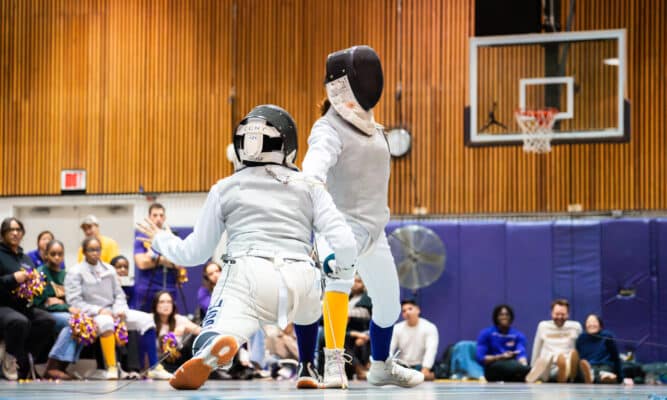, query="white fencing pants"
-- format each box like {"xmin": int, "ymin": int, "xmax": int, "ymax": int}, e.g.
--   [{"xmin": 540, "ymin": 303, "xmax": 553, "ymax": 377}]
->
[{"xmin": 194, "ymin": 256, "xmax": 322, "ymax": 355}]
